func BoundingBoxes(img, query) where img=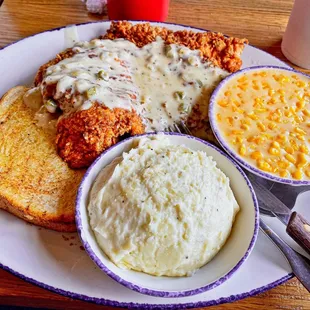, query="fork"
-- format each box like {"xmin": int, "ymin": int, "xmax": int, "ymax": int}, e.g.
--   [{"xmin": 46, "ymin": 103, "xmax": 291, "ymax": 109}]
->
[{"xmin": 167, "ymin": 122, "xmax": 310, "ymax": 292}]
